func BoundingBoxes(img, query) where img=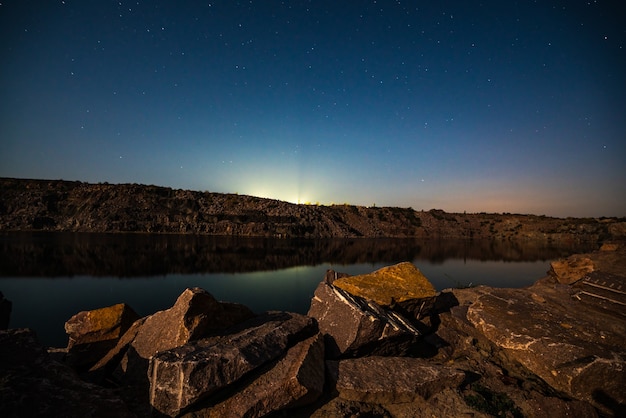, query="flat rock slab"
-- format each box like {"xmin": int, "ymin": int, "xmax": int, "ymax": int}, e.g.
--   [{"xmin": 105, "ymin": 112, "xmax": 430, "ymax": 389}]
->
[
  {"xmin": 328, "ymin": 356, "xmax": 465, "ymax": 404},
  {"xmin": 149, "ymin": 311, "xmax": 316, "ymax": 417},
  {"xmin": 466, "ymin": 284, "xmax": 626, "ymax": 412},
  {"xmin": 333, "ymin": 262, "xmax": 436, "ymax": 306}
]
